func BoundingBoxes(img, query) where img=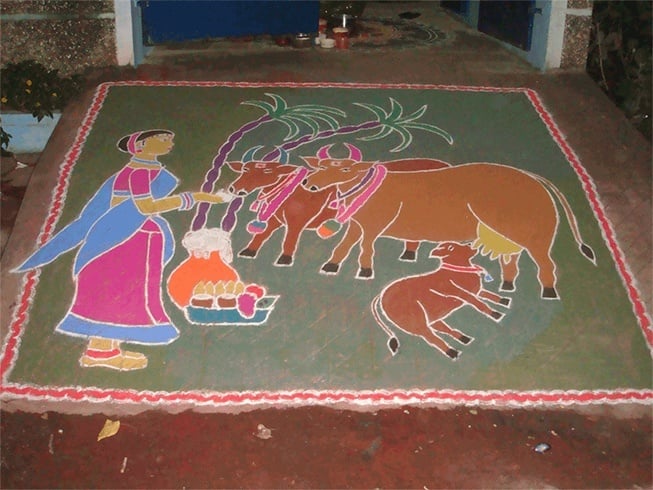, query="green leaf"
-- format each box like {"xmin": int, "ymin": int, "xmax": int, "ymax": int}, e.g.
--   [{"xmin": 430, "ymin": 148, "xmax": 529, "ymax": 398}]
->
[
  {"xmin": 242, "ymin": 99, "xmax": 276, "ymax": 114},
  {"xmin": 359, "ymin": 125, "xmax": 395, "ymax": 142},
  {"xmin": 387, "ymin": 98, "xmax": 404, "ymax": 120},
  {"xmin": 302, "ymin": 111, "xmax": 342, "ymax": 130},
  {"xmin": 292, "ymin": 104, "xmax": 347, "ymax": 117},
  {"xmin": 277, "ymin": 117, "xmax": 302, "ymax": 140},
  {"xmin": 398, "ymin": 104, "xmax": 428, "ymax": 123},
  {"xmin": 284, "ymin": 114, "xmax": 320, "ymax": 138},
  {"xmin": 264, "ymin": 93, "xmax": 288, "ymax": 113},
  {"xmin": 353, "ymin": 102, "xmax": 390, "ymax": 121},
  {"xmin": 404, "ymin": 123, "xmax": 454, "ymax": 144},
  {"xmin": 389, "ymin": 127, "xmax": 412, "ymax": 152}
]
